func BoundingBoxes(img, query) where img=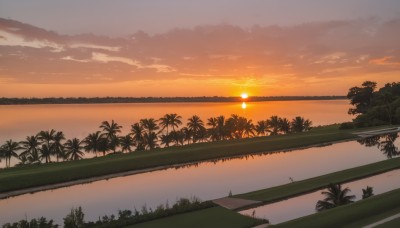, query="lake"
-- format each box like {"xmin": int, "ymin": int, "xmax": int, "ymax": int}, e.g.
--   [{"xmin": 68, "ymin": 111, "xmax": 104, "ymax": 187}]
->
[
  {"xmin": 0, "ymin": 133, "xmax": 397, "ymax": 225},
  {"xmin": 0, "ymin": 100, "xmax": 350, "ymax": 142}
]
